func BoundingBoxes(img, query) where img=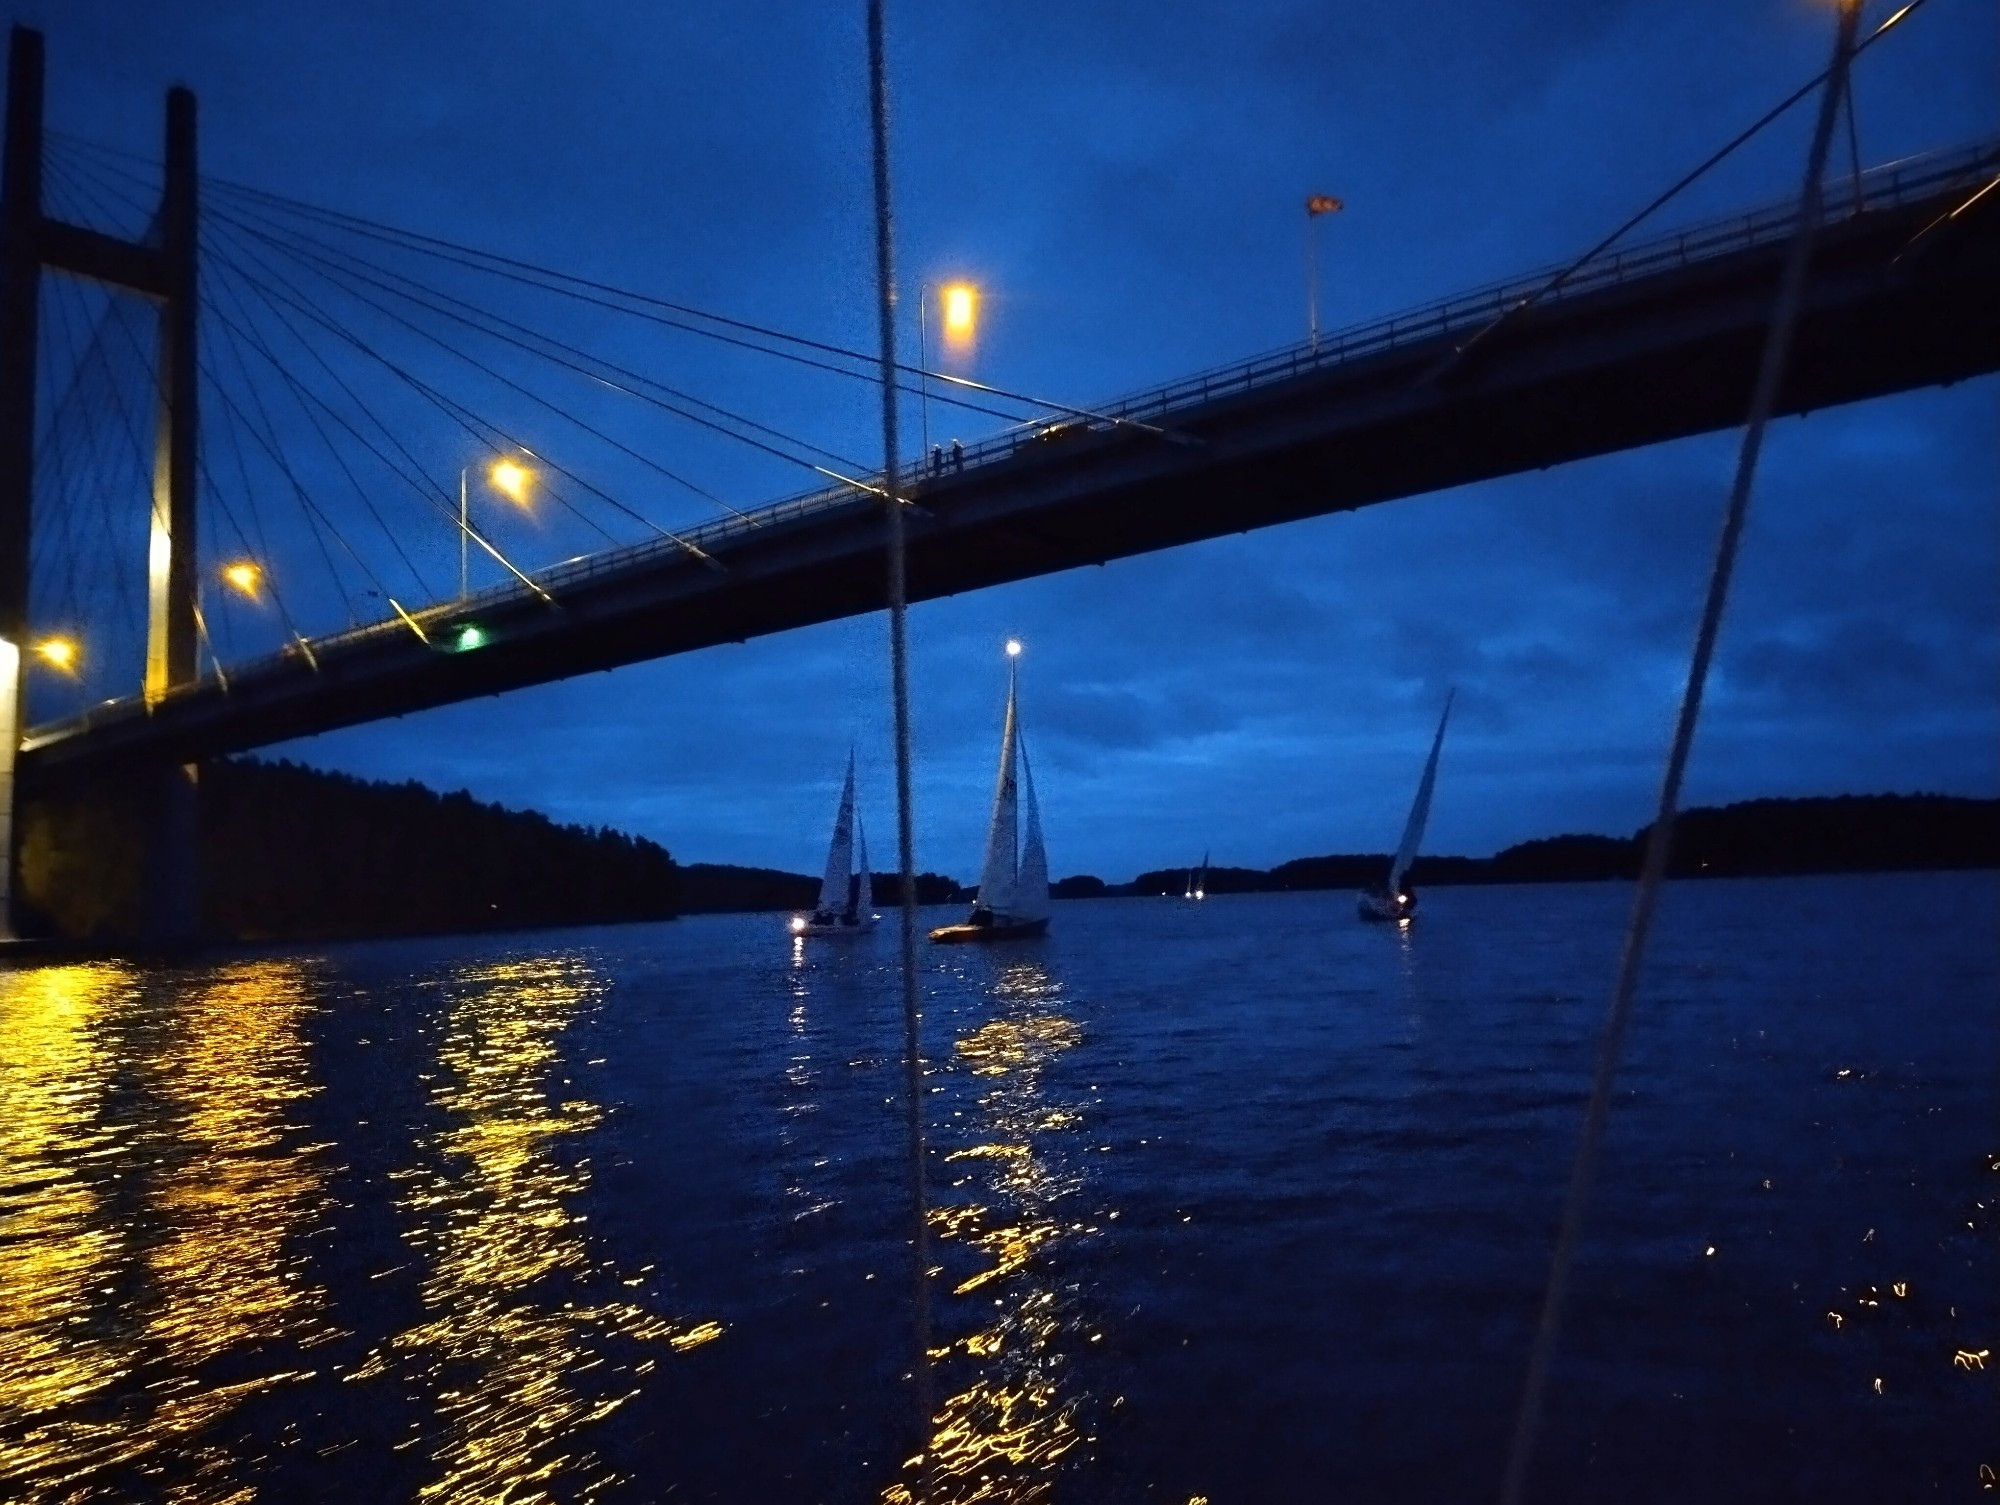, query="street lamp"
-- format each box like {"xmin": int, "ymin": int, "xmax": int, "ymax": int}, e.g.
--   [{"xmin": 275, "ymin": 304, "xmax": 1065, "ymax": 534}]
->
[
  {"xmin": 222, "ymin": 561, "xmax": 262, "ymax": 598},
  {"xmin": 32, "ymin": 636, "xmax": 77, "ymax": 672},
  {"xmin": 917, "ymin": 280, "xmax": 978, "ymax": 462},
  {"xmin": 459, "ymin": 455, "xmax": 535, "ymax": 600}
]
